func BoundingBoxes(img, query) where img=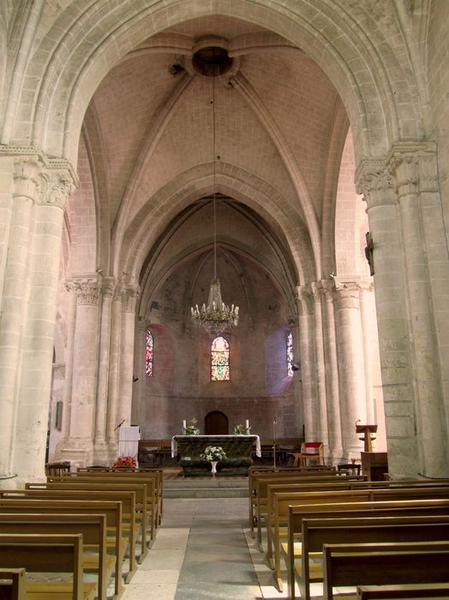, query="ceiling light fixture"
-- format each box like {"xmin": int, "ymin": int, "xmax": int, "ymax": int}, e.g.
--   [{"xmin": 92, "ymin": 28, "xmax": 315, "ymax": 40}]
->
[{"xmin": 191, "ymin": 50, "xmax": 239, "ymax": 335}]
